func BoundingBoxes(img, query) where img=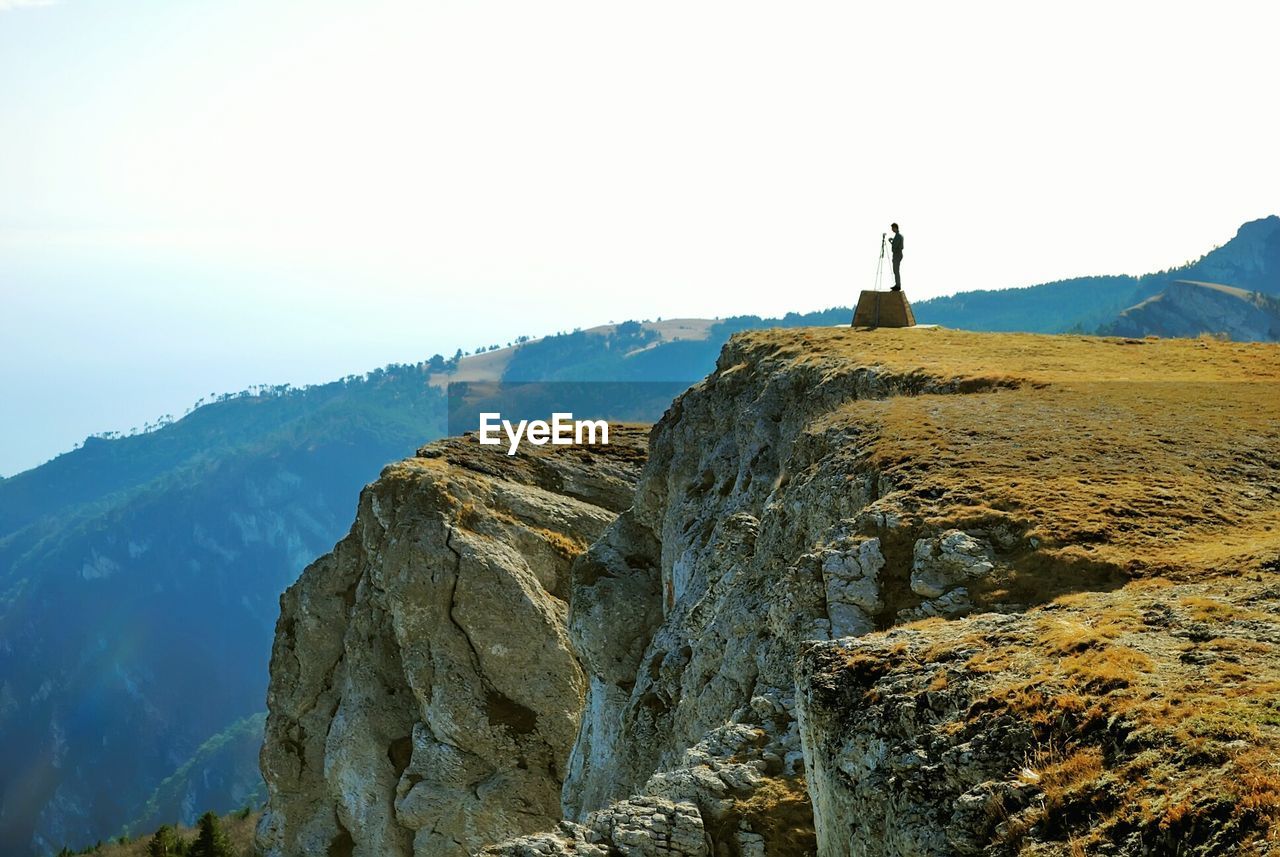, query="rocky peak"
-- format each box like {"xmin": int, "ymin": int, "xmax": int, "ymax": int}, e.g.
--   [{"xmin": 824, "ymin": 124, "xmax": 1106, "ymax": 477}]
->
[
  {"xmin": 256, "ymin": 428, "xmax": 648, "ymax": 856},
  {"xmin": 1190, "ymin": 214, "xmax": 1280, "ymax": 292}
]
